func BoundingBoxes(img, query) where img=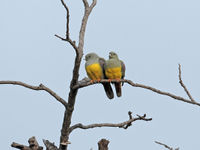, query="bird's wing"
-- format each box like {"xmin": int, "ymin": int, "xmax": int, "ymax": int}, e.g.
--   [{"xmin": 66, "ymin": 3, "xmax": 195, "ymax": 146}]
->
[
  {"xmin": 99, "ymin": 57, "xmax": 106, "ymax": 66},
  {"xmin": 120, "ymin": 60, "xmax": 125, "ymax": 79},
  {"xmin": 99, "ymin": 57, "xmax": 114, "ymax": 99},
  {"xmin": 99, "ymin": 57, "xmax": 106, "ymax": 77}
]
